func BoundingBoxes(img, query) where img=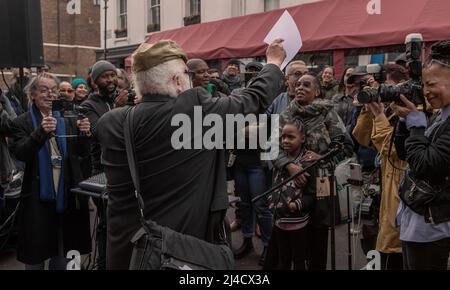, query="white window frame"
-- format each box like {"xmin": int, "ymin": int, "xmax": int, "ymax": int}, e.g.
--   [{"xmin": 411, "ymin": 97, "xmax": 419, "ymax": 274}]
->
[
  {"xmin": 147, "ymin": 0, "xmax": 161, "ymax": 32},
  {"xmin": 117, "ymin": 0, "xmax": 127, "ymax": 30}
]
